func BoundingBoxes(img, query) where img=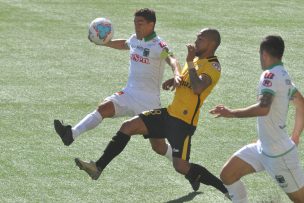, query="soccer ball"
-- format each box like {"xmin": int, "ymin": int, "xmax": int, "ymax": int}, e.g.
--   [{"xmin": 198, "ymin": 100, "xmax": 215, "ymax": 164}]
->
[{"xmin": 88, "ymin": 17, "xmax": 114, "ymax": 45}]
